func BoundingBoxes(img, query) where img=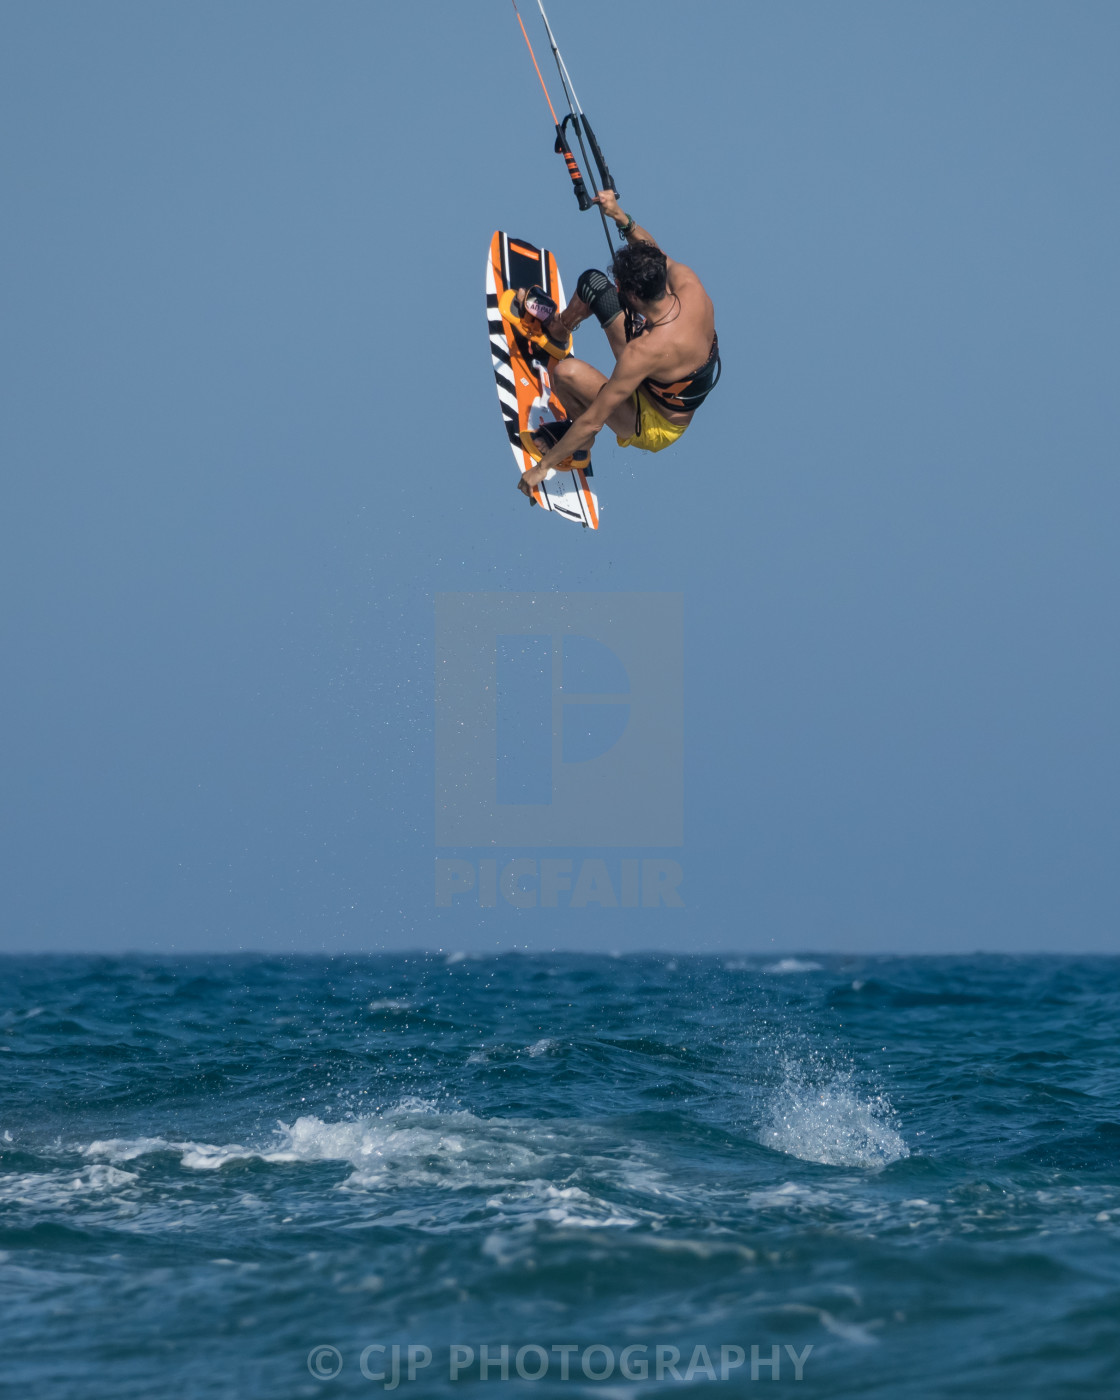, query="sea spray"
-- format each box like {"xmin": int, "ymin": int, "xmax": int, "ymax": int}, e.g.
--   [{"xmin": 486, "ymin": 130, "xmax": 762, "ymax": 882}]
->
[{"xmin": 757, "ymin": 1044, "xmax": 909, "ymax": 1168}]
